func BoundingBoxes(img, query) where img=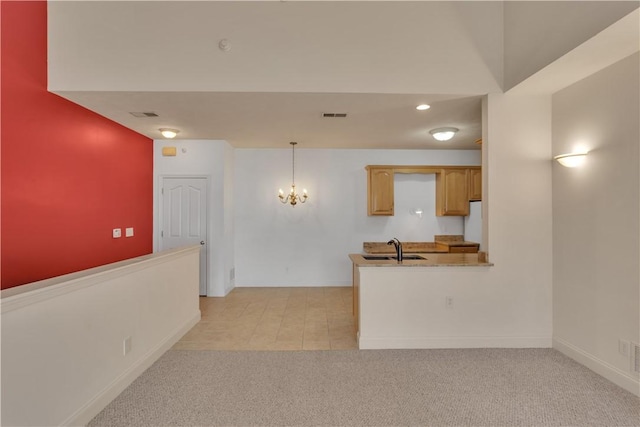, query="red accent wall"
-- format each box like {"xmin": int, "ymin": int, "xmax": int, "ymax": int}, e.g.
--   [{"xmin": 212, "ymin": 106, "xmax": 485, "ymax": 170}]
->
[{"xmin": 1, "ymin": 1, "xmax": 153, "ymax": 289}]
